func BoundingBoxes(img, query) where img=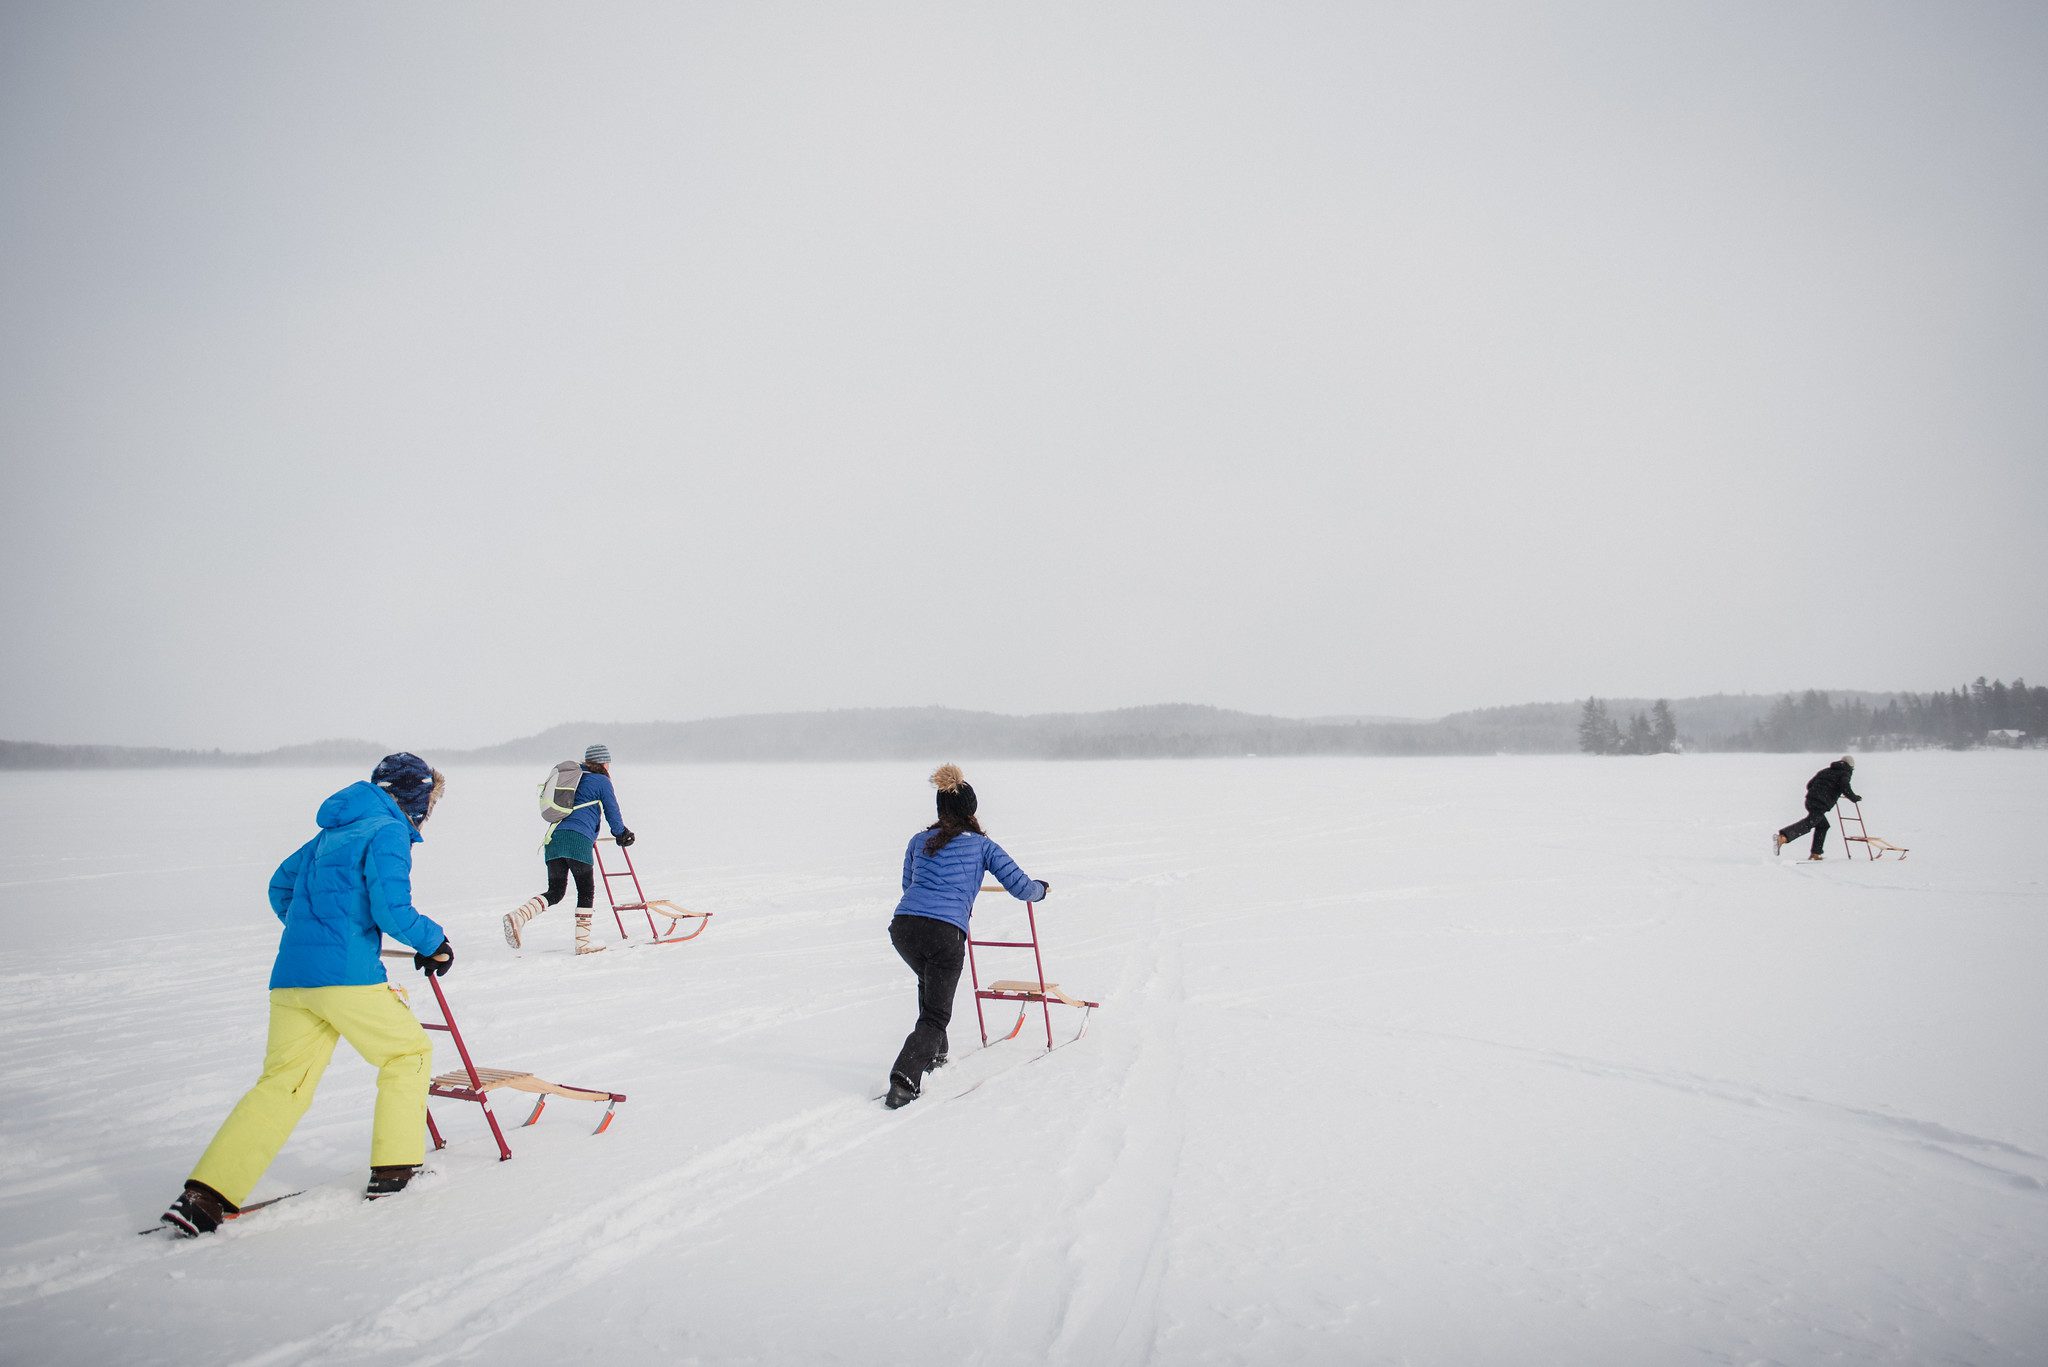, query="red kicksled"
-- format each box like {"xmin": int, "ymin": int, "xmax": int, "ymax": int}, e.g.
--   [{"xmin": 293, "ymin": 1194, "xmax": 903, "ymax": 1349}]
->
[
  {"xmin": 967, "ymin": 886, "xmax": 1100, "ymax": 1051},
  {"xmin": 595, "ymin": 836, "xmax": 713, "ymax": 945},
  {"xmin": 381, "ymin": 950, "xmax": 625, "ymax": 1161}
]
